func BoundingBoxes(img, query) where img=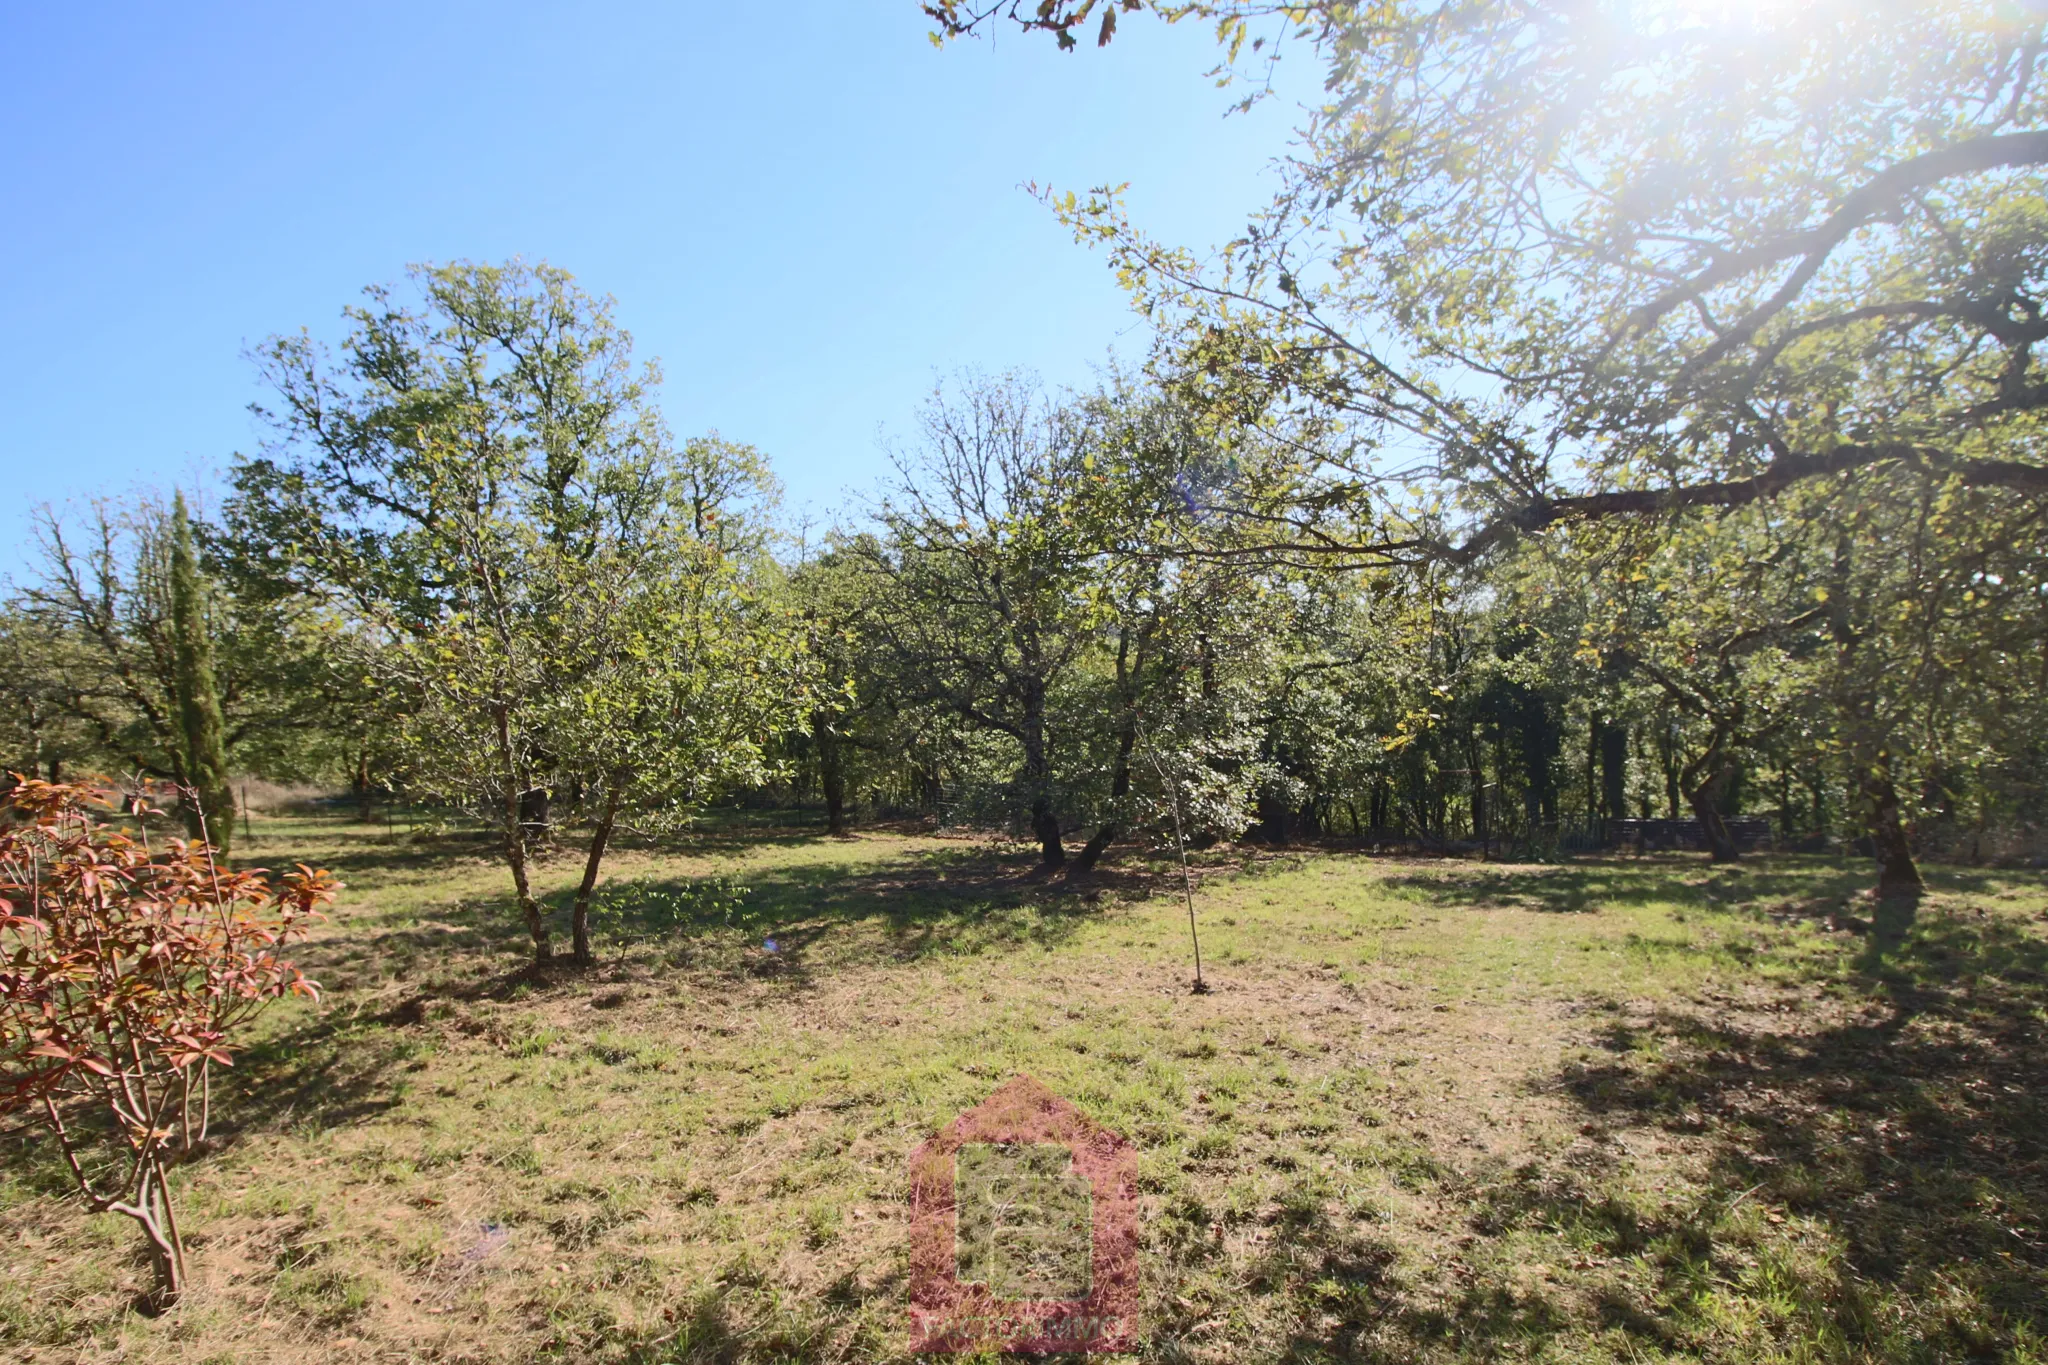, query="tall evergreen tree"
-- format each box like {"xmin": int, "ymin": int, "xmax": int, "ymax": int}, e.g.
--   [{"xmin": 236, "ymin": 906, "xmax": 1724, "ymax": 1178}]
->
[{"xmin": 169, "ymin": 493, "xmax": 234, "ymax": 859}]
